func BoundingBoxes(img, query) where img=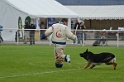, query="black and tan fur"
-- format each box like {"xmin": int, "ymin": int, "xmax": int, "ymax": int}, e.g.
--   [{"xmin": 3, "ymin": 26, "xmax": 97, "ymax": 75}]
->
[{"xmin": 80, "ymin": 49, "xmax": 117, "ymax": 70}]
